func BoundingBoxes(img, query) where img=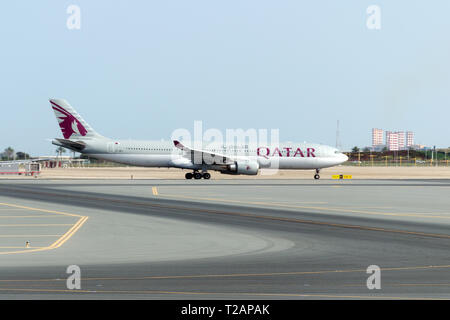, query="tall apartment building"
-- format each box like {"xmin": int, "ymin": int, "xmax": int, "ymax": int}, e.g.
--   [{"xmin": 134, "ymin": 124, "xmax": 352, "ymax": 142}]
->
[
  {"xmin": 386, "ymin": 131, "xmax": 399, "ymax": 151},
  {"xmin": 406, "ymin": 131, "xmax": 414, "ymax": 148},
  {"xmin": 372, "ymin": 128, "xmax": 384, "ymax": 149},
  {"xmin": 397, "ymin": 131, "xmax": 405, "ymax": 150}
]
